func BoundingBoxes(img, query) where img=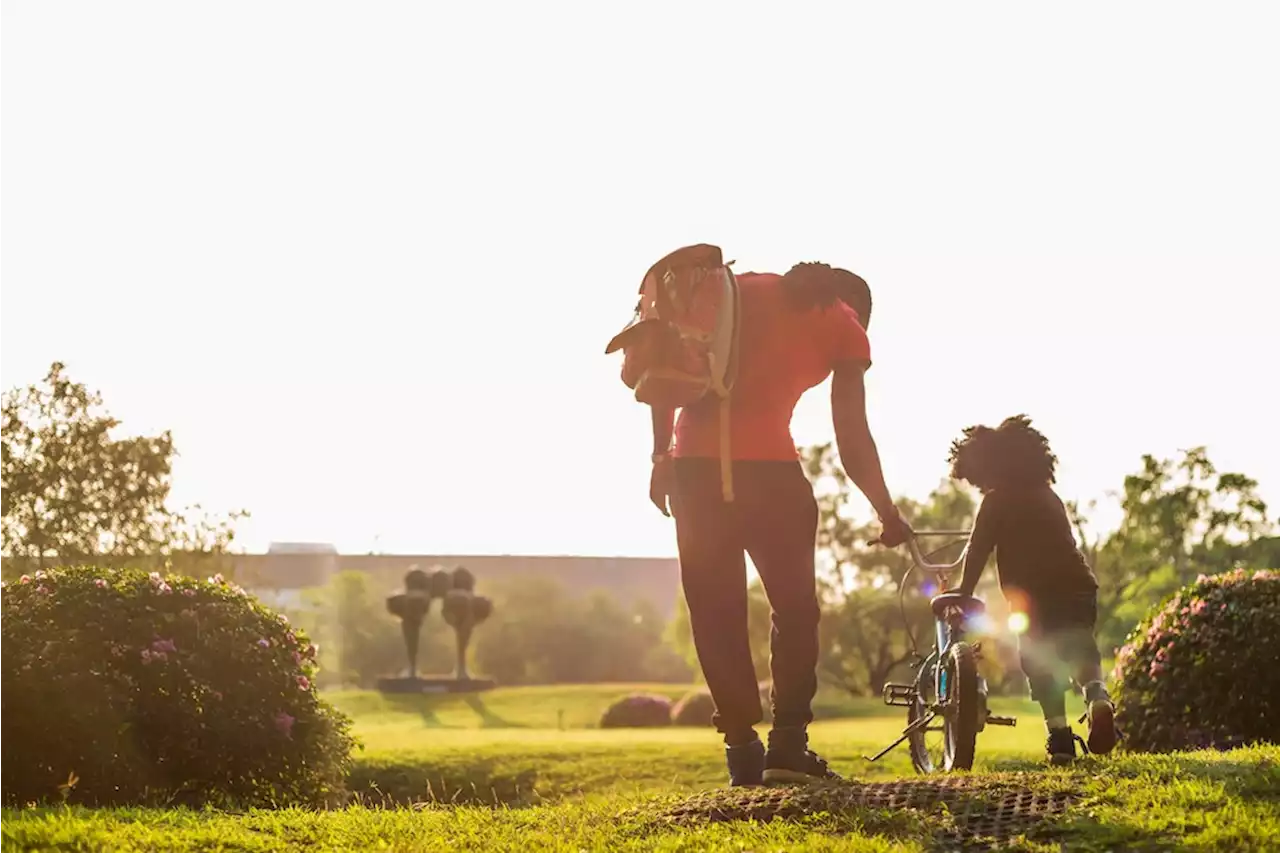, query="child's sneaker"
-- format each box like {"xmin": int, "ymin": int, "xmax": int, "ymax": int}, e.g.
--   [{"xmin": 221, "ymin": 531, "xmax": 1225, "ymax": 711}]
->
[
  {"xmin": 1046, "ymin": 727, "xmax": 1084, "ymax": 765},
  {"xmin": 725, "ymin": 739, "xmax": 765, "ymax": 787},
  {"xmin": 1081, "ymin": 684, "xmax": 1119, "ymax": 755}
]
